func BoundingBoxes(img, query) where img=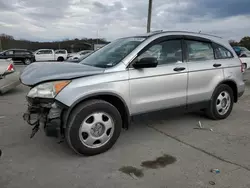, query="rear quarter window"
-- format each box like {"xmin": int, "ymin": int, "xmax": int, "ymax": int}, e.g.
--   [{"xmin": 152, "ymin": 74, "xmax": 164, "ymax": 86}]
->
[{"xmin": 213, "ymin": 43, "xmax": 233, "ymax": 59}]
